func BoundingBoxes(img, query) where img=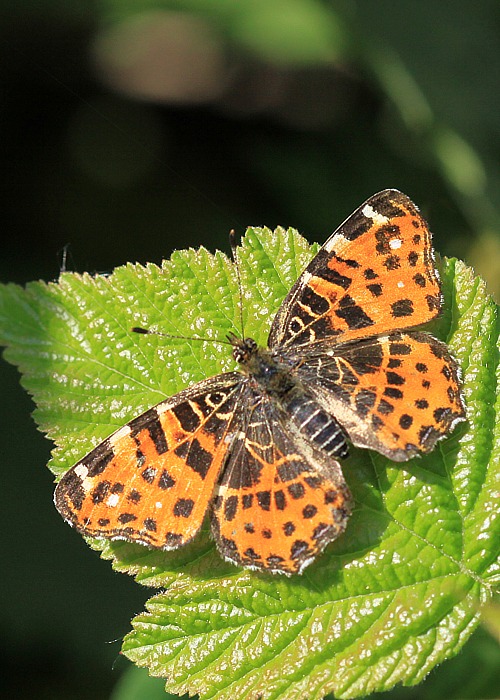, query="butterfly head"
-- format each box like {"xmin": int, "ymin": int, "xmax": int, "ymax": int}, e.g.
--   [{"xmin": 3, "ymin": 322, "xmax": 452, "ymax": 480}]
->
[
  {"xmin": 228, "ymin": 332, "xmax": 287, "ymax": 394},
  {"xmin": 227, "ymin": 332, "xmax": 258, "ymax": 365}
]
